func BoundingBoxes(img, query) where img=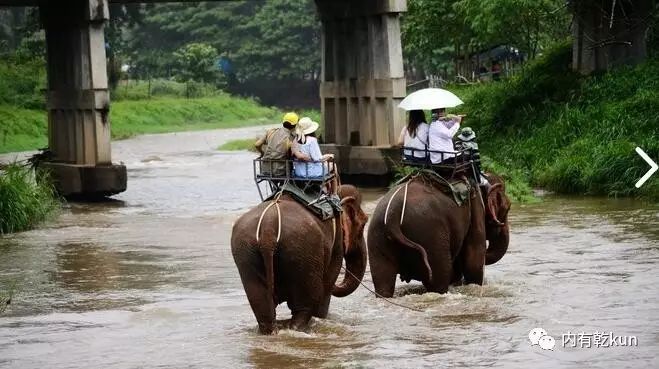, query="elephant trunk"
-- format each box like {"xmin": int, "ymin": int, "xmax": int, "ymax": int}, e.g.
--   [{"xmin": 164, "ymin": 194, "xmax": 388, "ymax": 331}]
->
[
  {"xmin": 332, "ymin": 236, "xmax": 367, "ymax": 297},
  {"xmin": 485, "ymin": 223, "xmax": 510, "ymax": 265}
]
